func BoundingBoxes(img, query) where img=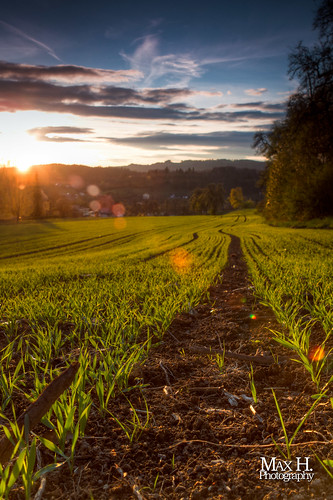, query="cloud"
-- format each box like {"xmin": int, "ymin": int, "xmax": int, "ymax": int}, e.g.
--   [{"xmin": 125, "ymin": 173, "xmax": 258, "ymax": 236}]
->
[
  {"xmin": 232, "ymin": 101, "xmax": 286, "ymax": 111},
  {"xmin": 200, "ymin": 34, "xmax": 289, "ymax": 69},
  {"xmin": 28, "ymin": 126, "xmax": 94, "ymax": 142},
  {"xmin": 122, "ymin": 32, "xmax": 293, "ymax": 89},
  {"xmin": 138, "ymin": 87, "xmax": 193, "ymax": 103},
  {"xmin": 195, "ymin": 110, "xmax": 283, "ymax": 122},
  {"xmin": 122, "ymin": 35, "xmax": 203, "ymax": 86},
  {"xmin": 123, "ymin": 35, "xmax": 159, "ymax": 75},
  {"xmin": 0, "ymin": 20, "xmax": 61, "ymax": 61},
  {"xmin": 0, "ymin": 78, "xmax": 284, "ymax": 121},
  {"xmin": 0, "ymin": 61, "xmax": 284, "ymax": 123},
  {"xmin": 106, "ymin": 130, "xmax": 255, "ymax": 150},
  {"xmin": 0, "ymin": 60, "xmax": 142, "ymax": 83},
  {"xmin": 245, "ymin": 88, "xmax": 268, "ymax": 96},
  {"xmin": 0, "ymin": 79, "xmax": 195, "ymax": 117},
  {"xmin": 195, "ymin": 90, "xmax": 223, "ymax": 97},
  {"xmin": 148, "ymin": 54, "xmax": 203, "ymax": 84}
]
